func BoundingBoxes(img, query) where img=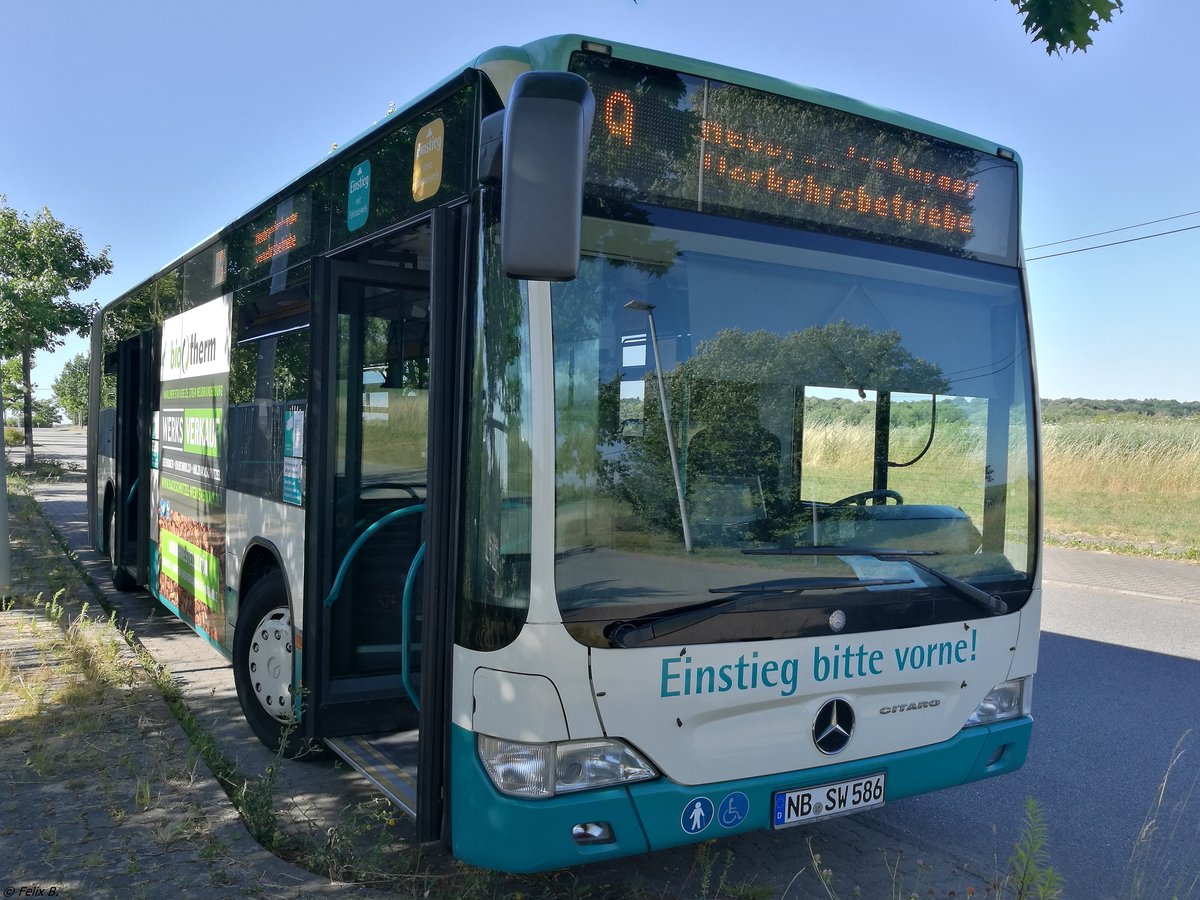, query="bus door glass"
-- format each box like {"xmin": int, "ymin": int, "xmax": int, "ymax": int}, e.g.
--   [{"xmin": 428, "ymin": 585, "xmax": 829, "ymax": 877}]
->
[
  {"xmin": 110, "ymin": 330, "xmax": 155, "ymax": 582},
  {"xmin": 314, "ymin": 213, "xmax": 459, "ymax": 837},
  {"xmin": 326, "ymin": 224, "xmax": 432, "ymax": 705}
]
